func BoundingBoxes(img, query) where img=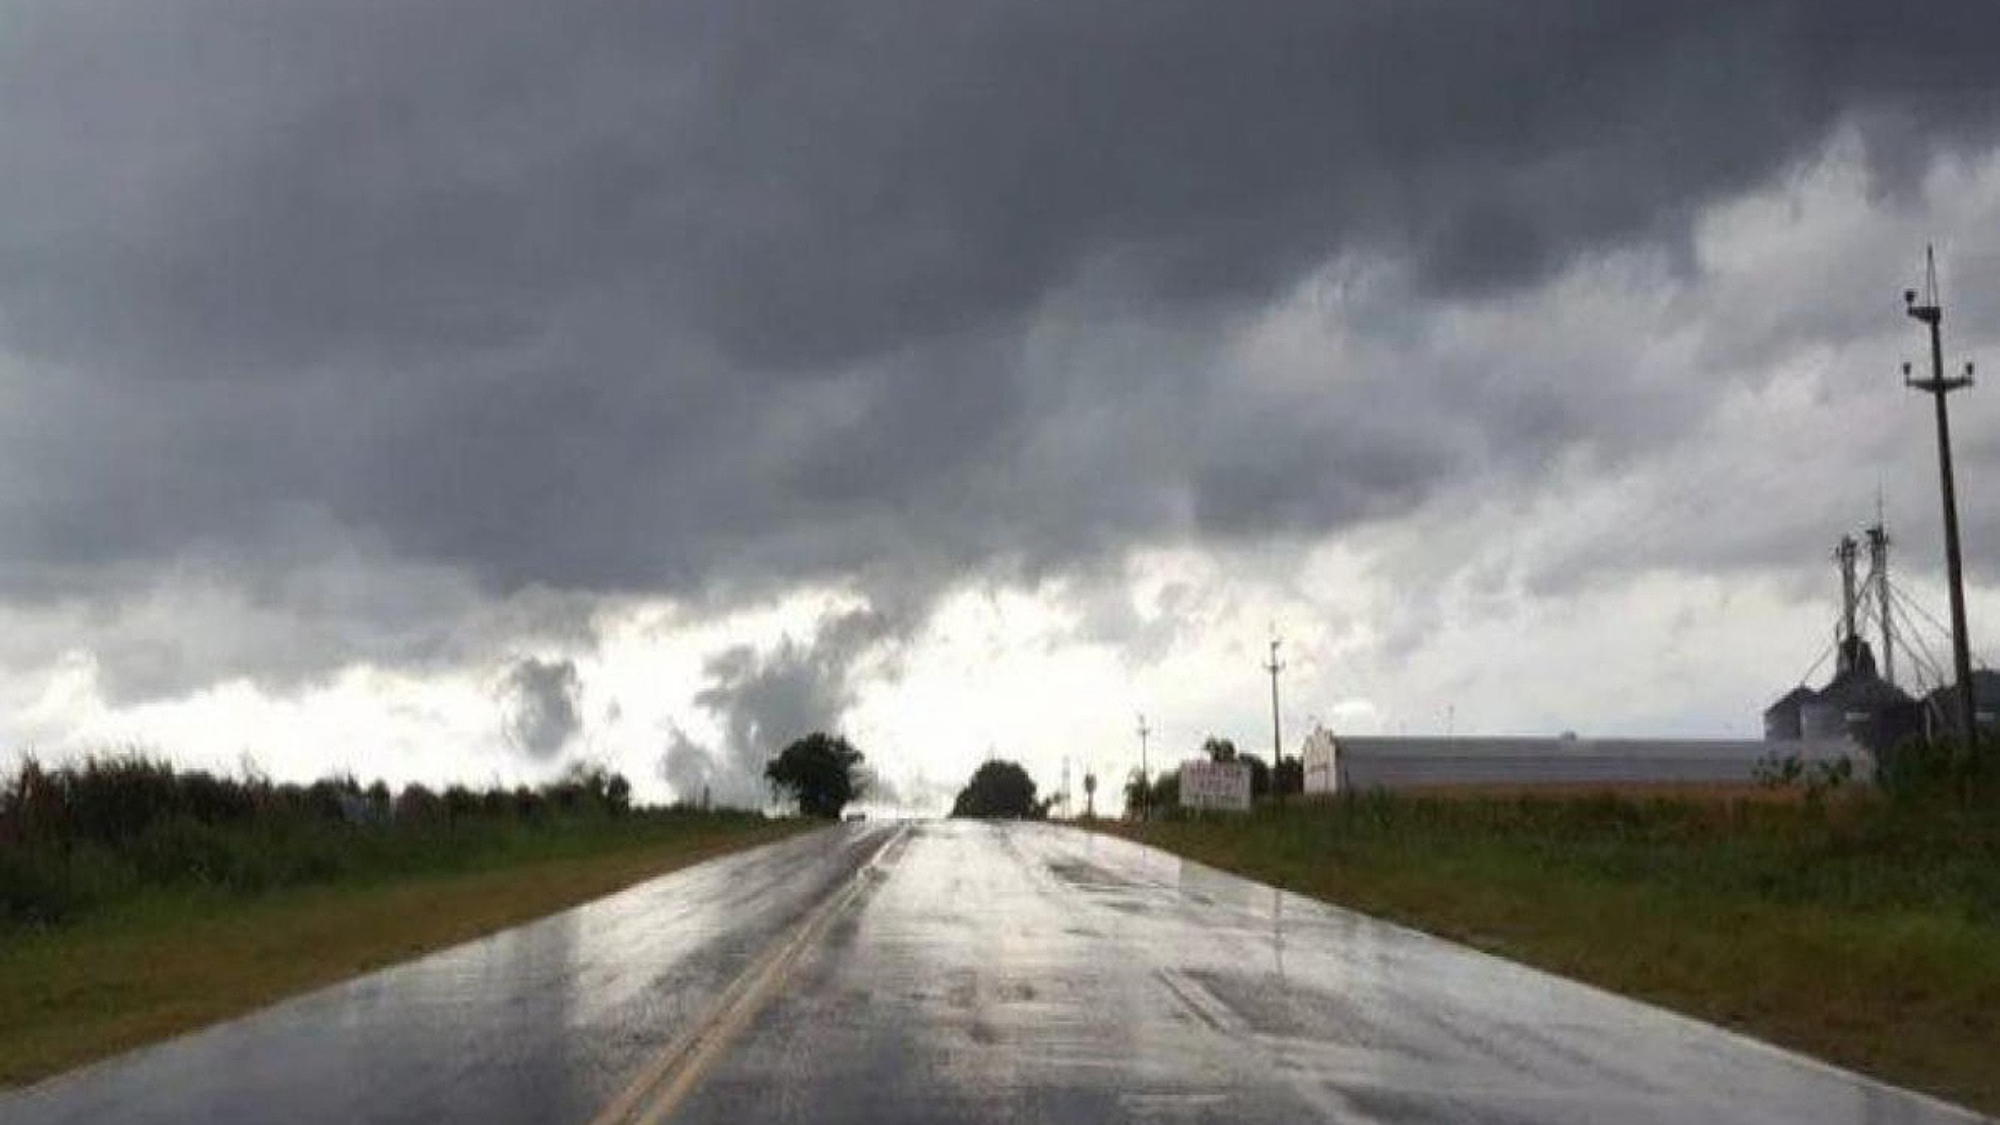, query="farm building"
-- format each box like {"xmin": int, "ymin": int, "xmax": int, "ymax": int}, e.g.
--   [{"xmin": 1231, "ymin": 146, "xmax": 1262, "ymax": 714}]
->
[
  {"xmin": 1920, "ymin": 668, "xmax": 2000, "ymax": 735},
  {"xmin": 1766, "ymin": 635, "xmax": 1923, "ymax": 755},
  {"xmin": 1297, "ymin": 727, "xmax": 1863, "ymax": 796}
]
